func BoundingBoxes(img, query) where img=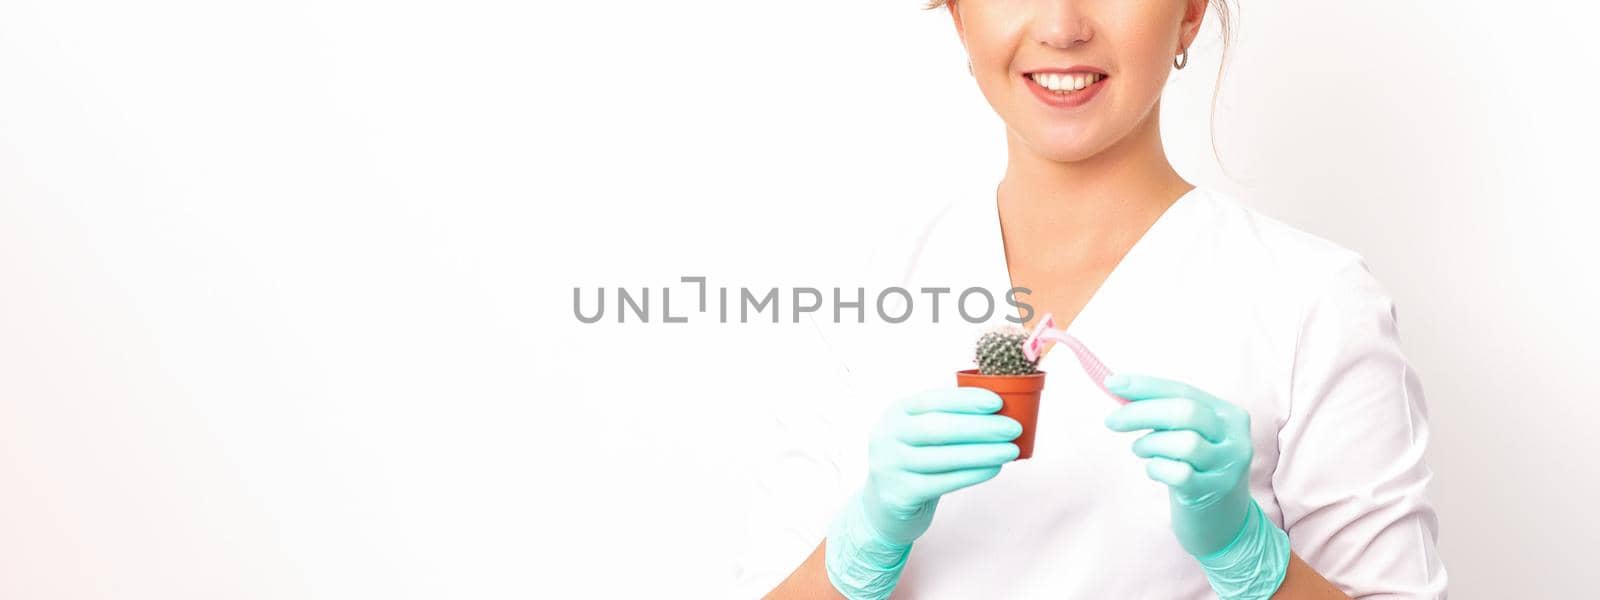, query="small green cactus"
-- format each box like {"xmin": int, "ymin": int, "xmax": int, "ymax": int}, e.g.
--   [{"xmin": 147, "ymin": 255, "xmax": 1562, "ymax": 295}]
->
[{"xmin": 975, "ymin": 325, "xmax": 1040, "ymax": 376}]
